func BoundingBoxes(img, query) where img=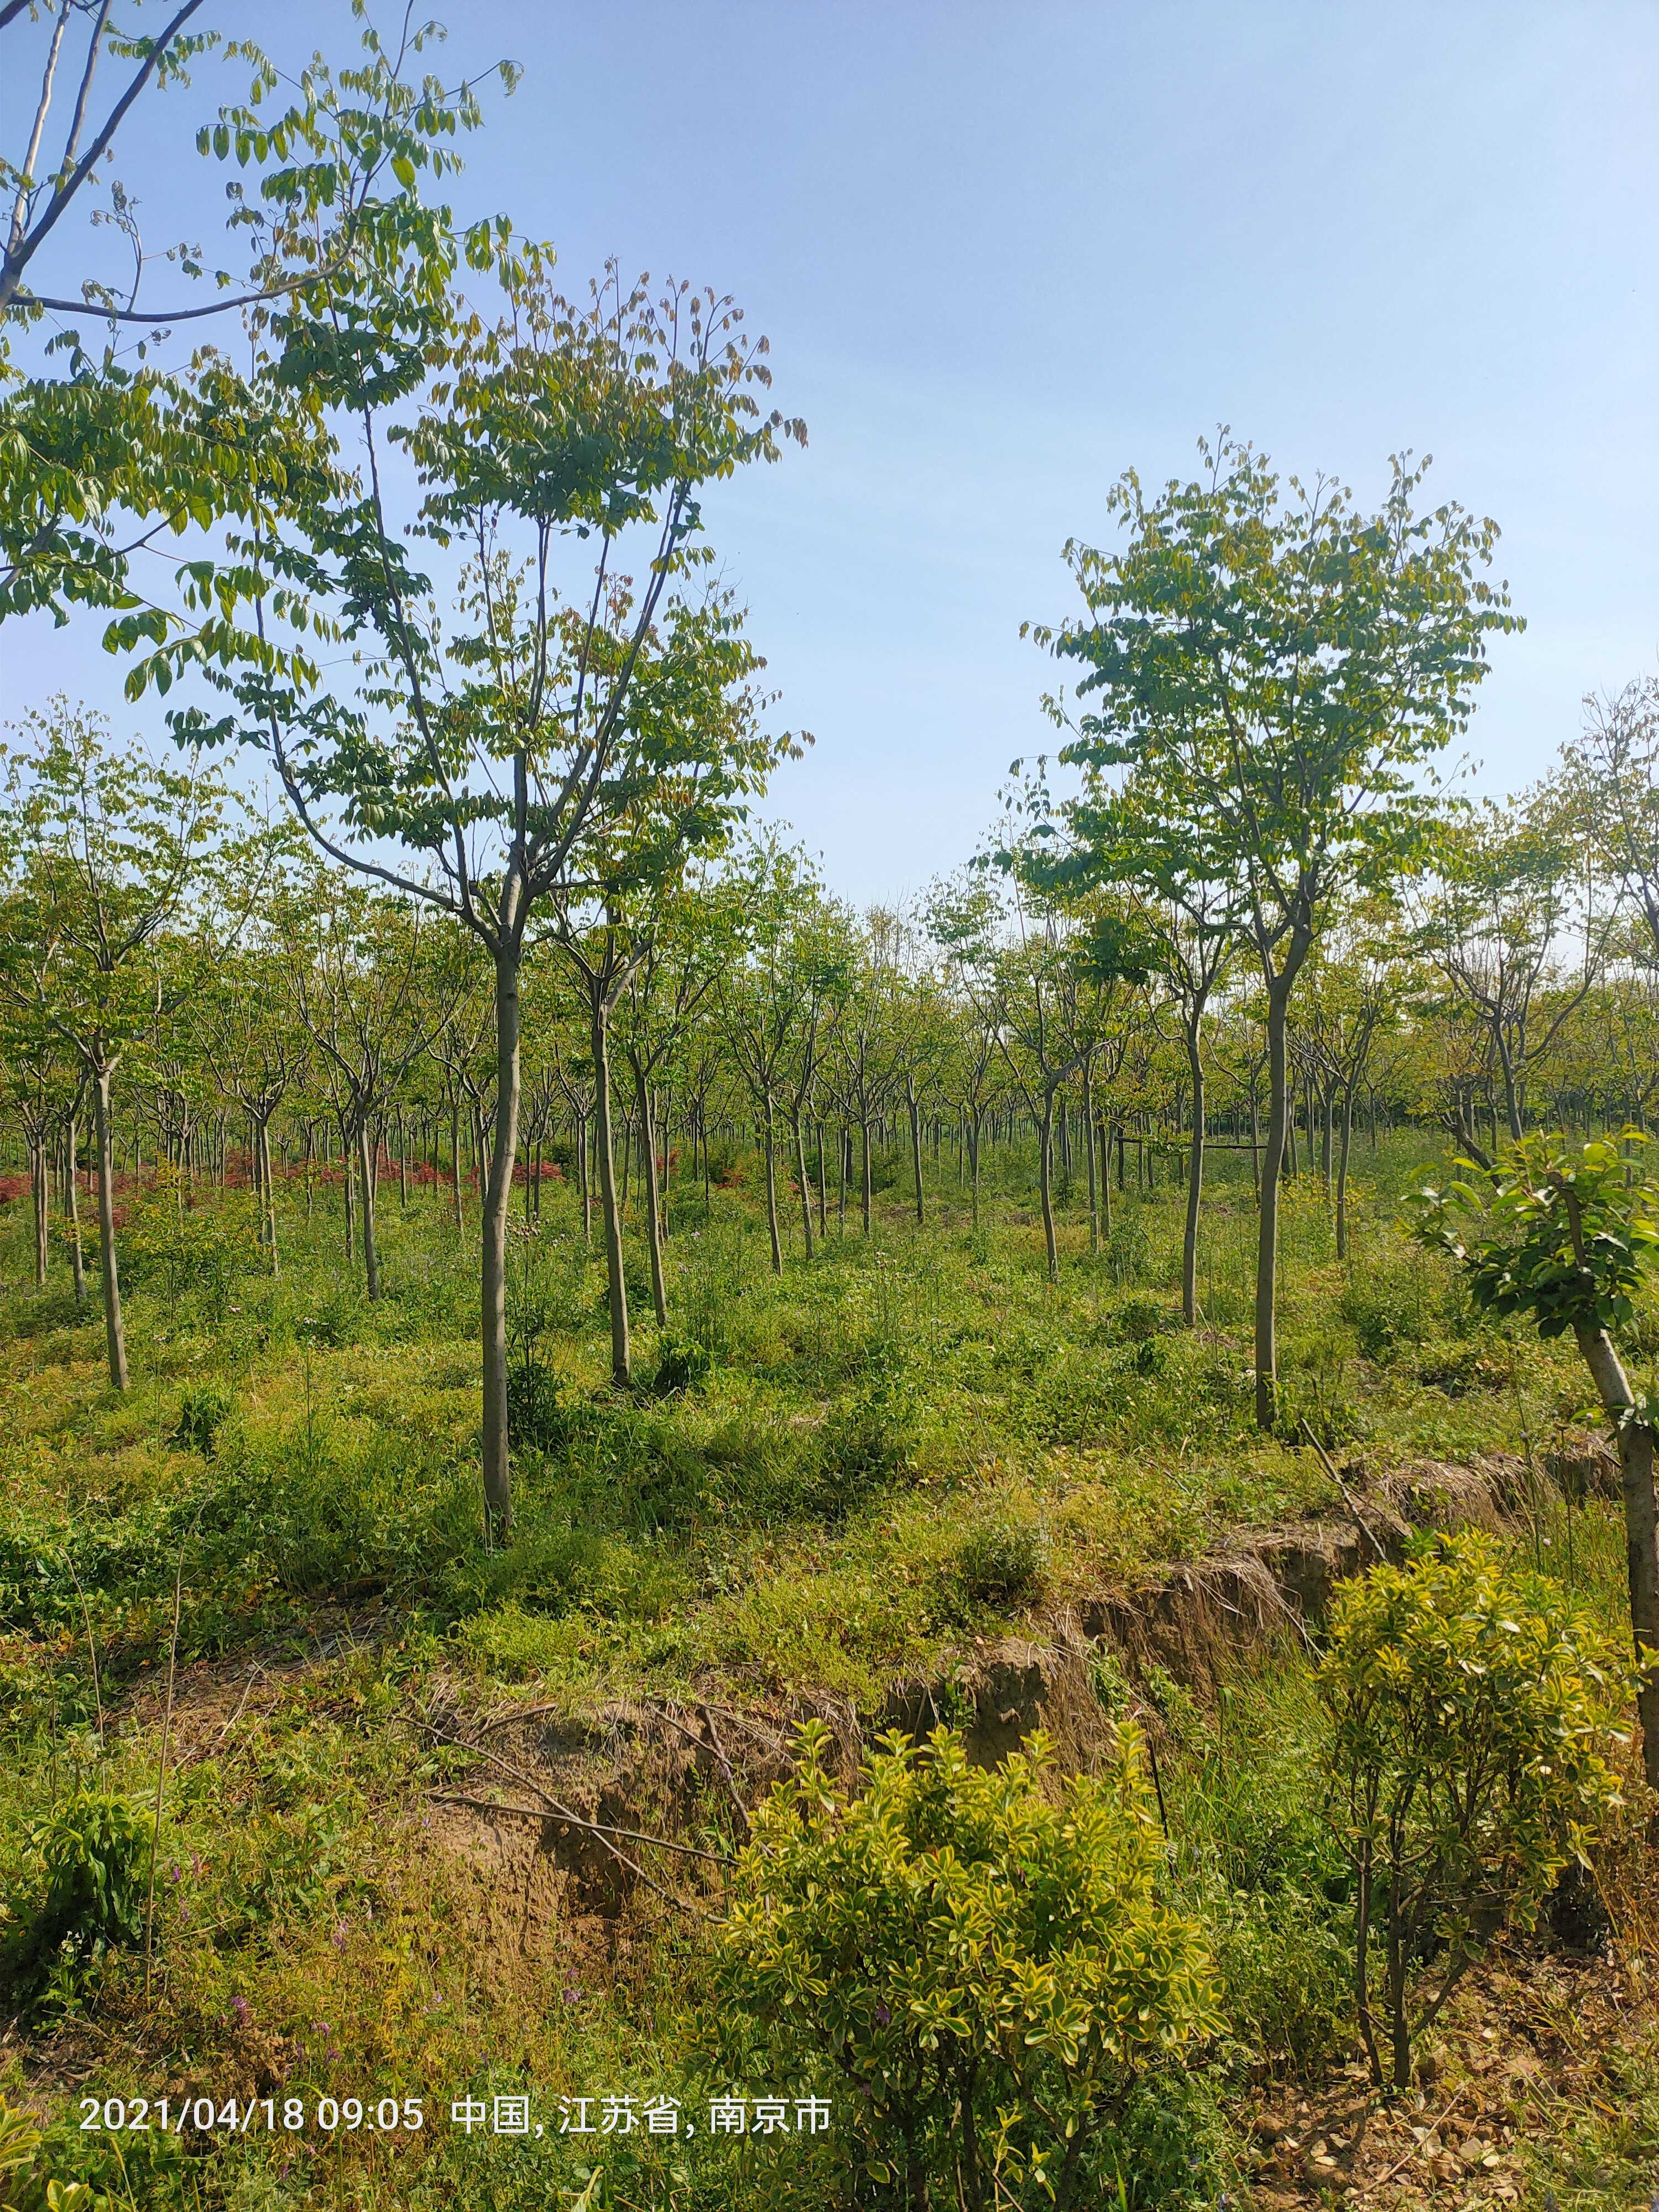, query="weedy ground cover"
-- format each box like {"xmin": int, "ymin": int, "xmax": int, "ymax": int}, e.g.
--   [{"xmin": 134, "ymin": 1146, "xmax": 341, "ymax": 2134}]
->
[{"xmin": 0, "ymin": 1136, "xmax": 1653, "ymax": 2209}]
